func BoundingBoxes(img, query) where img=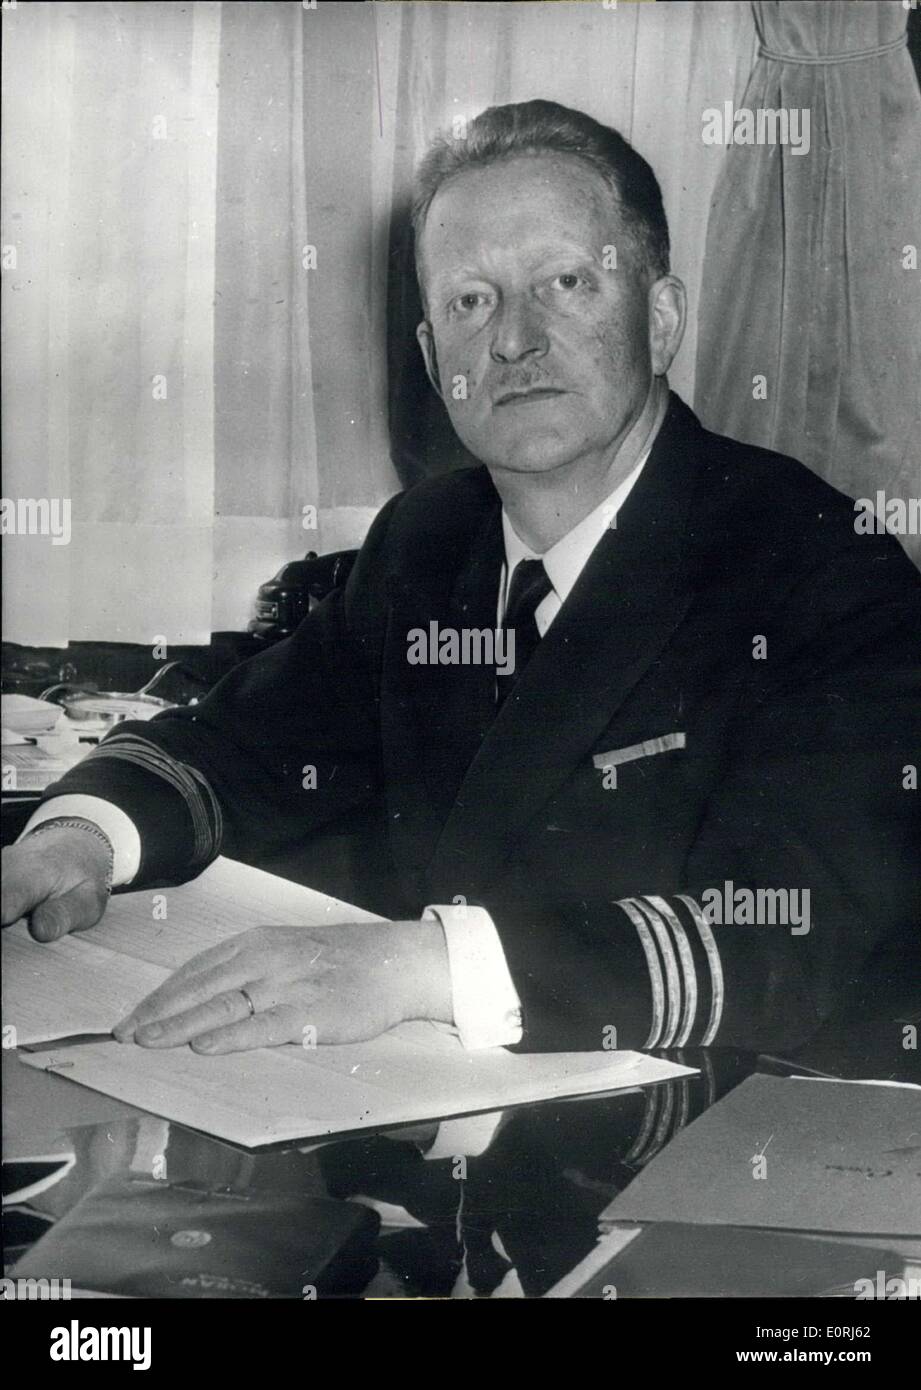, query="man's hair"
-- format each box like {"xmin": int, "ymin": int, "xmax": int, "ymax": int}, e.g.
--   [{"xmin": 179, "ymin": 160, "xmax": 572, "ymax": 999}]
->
[{"xmin": 411, "ymin": 99, "xmax": 671, "ymax": 298}]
